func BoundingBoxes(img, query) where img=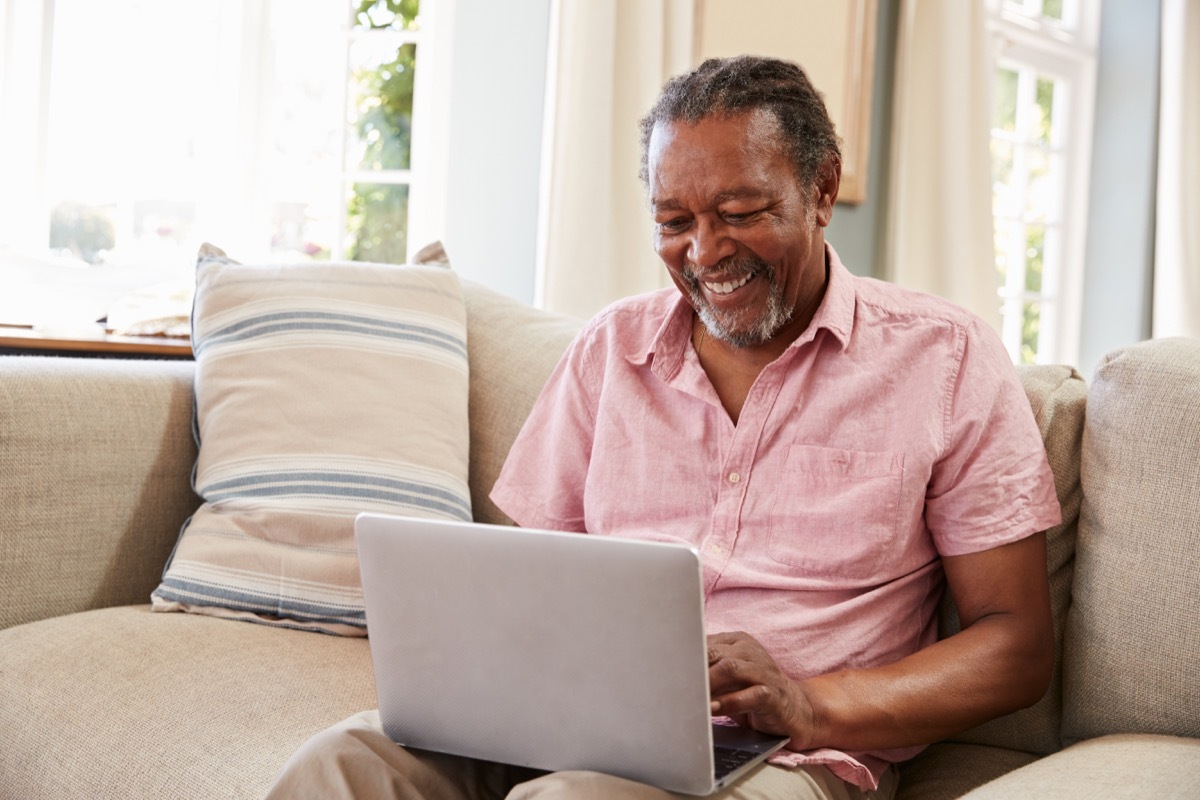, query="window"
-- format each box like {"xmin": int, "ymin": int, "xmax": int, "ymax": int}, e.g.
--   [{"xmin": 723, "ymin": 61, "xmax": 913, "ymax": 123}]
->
[
  {"xmin": 0, "ymin": 0, "xmax": 444, "ymax": 334},
  {"xmin": 986, "ymin": 0, "xmax": 1100, "ymax": 365}
]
